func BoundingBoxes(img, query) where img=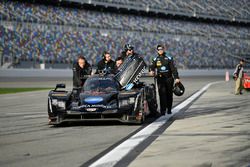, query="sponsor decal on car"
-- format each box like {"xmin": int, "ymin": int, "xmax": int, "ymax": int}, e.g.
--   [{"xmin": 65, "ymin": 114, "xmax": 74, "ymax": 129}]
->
[
  {"xmin": 51, "ymin": 93, "xmax": 67, "ymax": 97},
  {"xmin": 89, "ymin": 77, "xmax": 112, "ymax": 81},
  {"xmin": 84, "ymin": 96, "xmax": 103, "ymax": 104},
  {"xmin": 71, "ymin": 104, "xmax": 115, "ymax": 110},
  {"xmin": 86, "ymin": 108, "xmax": 97, "ymax": 112},
  {"xmin": 133, "ymin": 66, "xmax": 146, "ymax": 83}
]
